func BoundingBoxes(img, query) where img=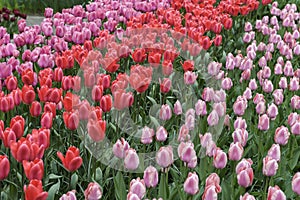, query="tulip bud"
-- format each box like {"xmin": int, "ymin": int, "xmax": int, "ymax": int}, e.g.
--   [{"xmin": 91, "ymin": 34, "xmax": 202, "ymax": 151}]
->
[
  {"xmin": 173, "ymin": 100, "xmax": 182, "ymax": 115},
  {"xmin": 159, "ymin": 104, "xmax": 172, "ymax": 121},
  {"xmin": 160, "ymin": 78, "xmax": 171, "ymax": 93},
  {"xmin": 267, "ymin": 144, "xmax": 281, "ymax": 162},
  {"xmin": 184, "ymin": 71, "xmax": 197, "ymax": 85},
  {"xmin": 156, "ymin": 126, "xmax": 168, "ymax": 142},
  {"xmin": 267, "ymin": 186, "xmax": 286, "ymax": 200},
  {"xmin": 124, "ymin": 148, "xmax": 139, "ymax": 170},
  {"xmin": 59, "ymin": 190, "xmax": 77, "ymax": 200},
  {"xmin": 30, "ymin": 101, "xmax": 42, "ymax": 117},
  {"xmin": 57, "ymin": 146, "xmax": 82, "ymax": 172},
  {"xmin": 84, "ymin": 182, "xmax": 102, "ymax": 200},
  {"xmin": 156, "ymin": 146, "xmax": 173, "ymax": 169},
  {"xmin": 240, "ymin": 193, "xmax": 256, "ymax": 200},
  {"xmin": 263, "ymin": 156, "xmax": 278, "ymax": 176},
  {"xmin": 184, "ymin": 172, "xmax": 199, "ymax": 195},
  {"xmin": 143, "ymin": 166, "xmax": 158, "ymax": 188},
  {"xmin": 0, "ymin": 155, "xmax": 10, "ymax": 180},
  {"xmin": 258, "ymin": 114, "xmax": 270, "ymax": 131},
  {"xmin": 228, "ymin": 142, "xmax": 244, "ymax": 161},
  {"xmin": 23, "ymin": 159, "xmax": 44, "ymax": 180},
  {"xmin": 113, "ymin": 138, "xmax": 130, "ymax": 159},
  {"xmin": 141, "ymin": 126, "xmax": 154, "ymax": 144},
  {"xmin": 213, "ymin": 148, "xmax": 227, "ymax": 169}
]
